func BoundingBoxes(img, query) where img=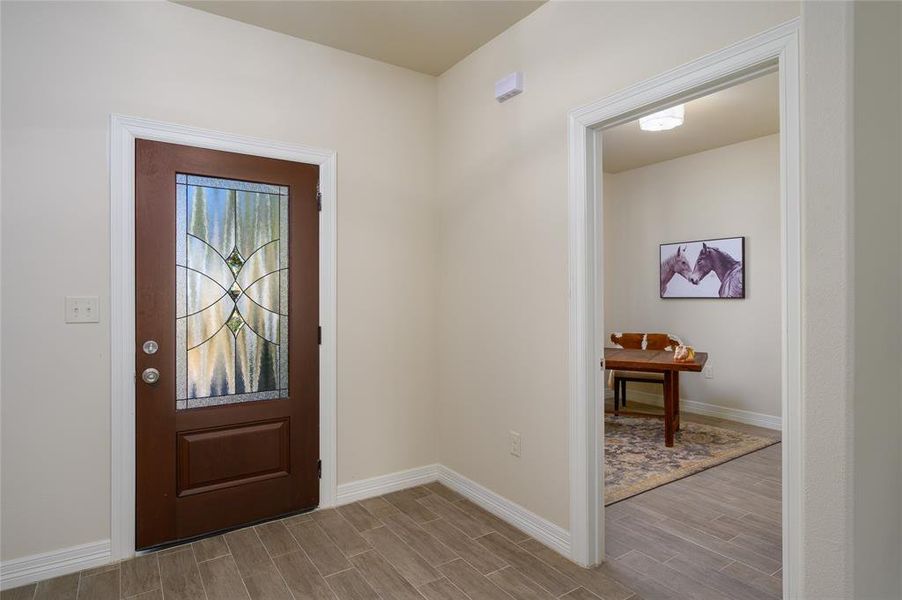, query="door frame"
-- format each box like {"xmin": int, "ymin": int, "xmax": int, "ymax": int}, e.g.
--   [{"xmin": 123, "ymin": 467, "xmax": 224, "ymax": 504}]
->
[
  {"xmin": 566, "ymin": 17, "xmax": 801, "ymax": 597},
  {"xmin": 109, "ymin": 114, "xmax": 337, "ymax": 560}
]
